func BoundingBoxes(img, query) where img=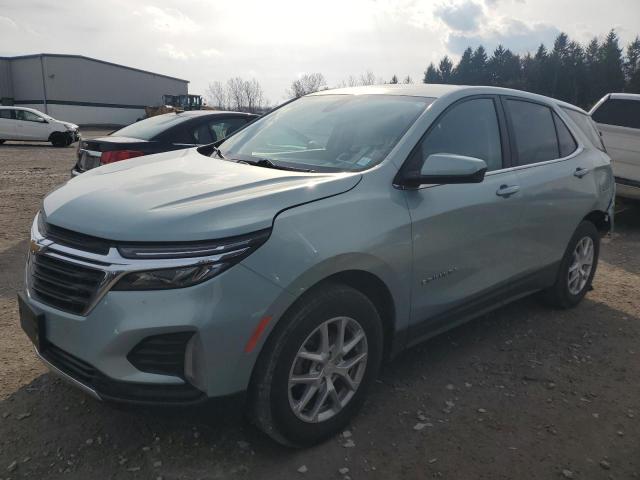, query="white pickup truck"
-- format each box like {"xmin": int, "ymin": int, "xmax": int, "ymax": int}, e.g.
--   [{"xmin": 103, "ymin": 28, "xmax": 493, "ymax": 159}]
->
[{"xmin": 590, "ymin": 93, "xmax": 640, "ymax": 200}]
